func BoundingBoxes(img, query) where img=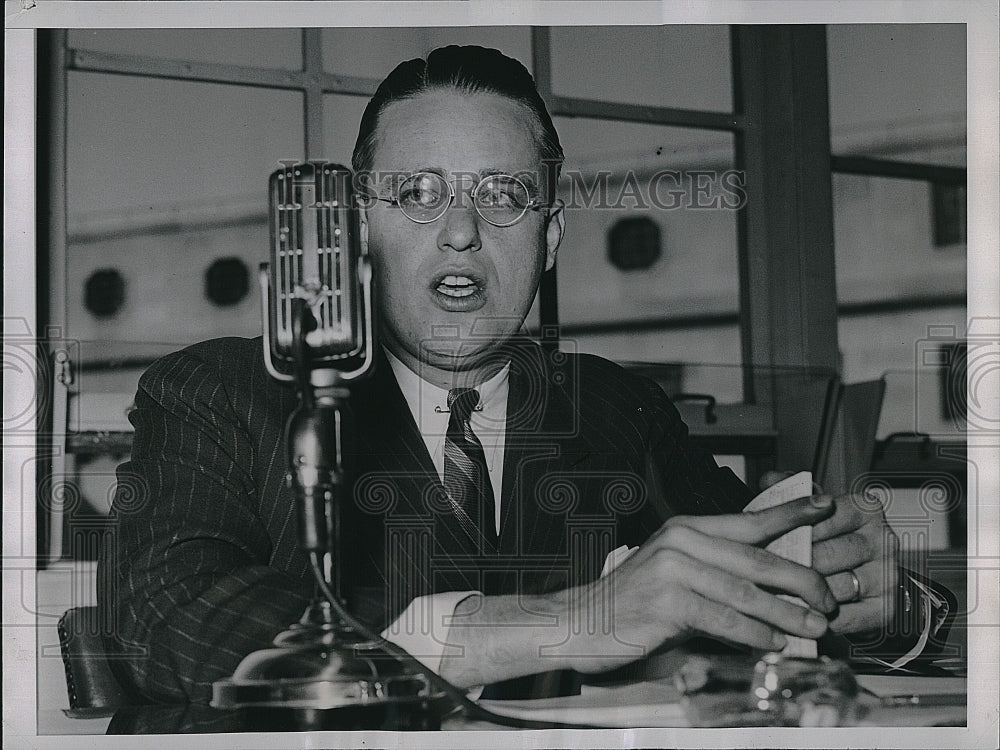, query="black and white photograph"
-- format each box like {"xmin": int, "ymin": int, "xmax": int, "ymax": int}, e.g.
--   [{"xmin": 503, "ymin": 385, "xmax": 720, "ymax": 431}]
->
[{"xmin": 4, "ymin": 2, "xmax": 998, "ymax": 748}]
